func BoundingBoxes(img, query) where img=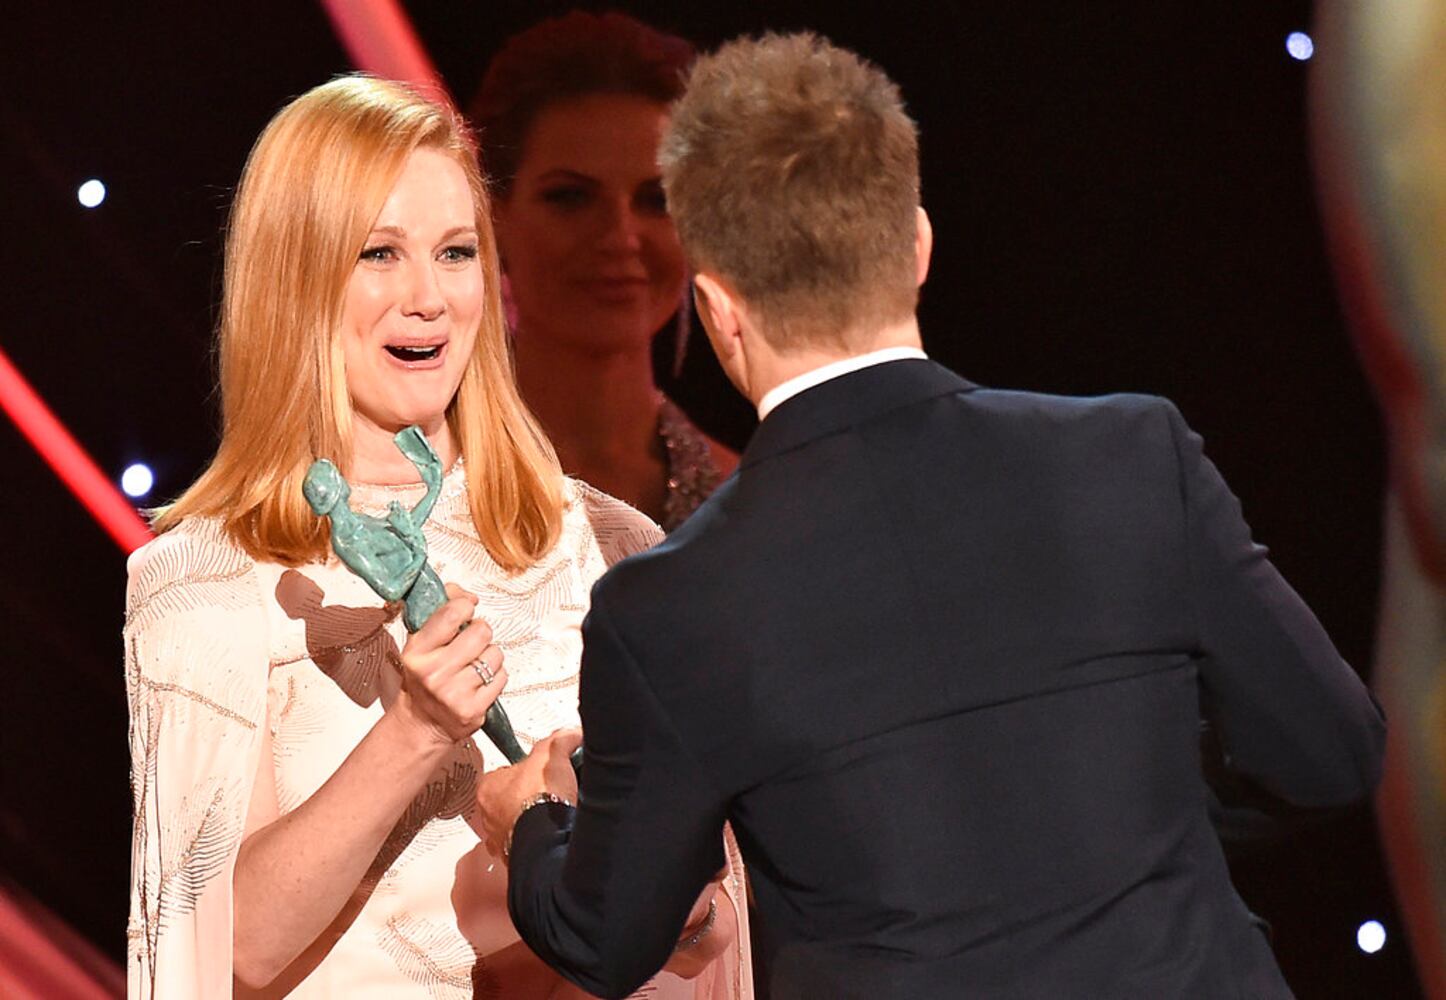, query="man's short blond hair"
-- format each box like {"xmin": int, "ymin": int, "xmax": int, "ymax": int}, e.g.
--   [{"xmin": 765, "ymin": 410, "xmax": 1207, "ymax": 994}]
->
[{"xmin": 659, "ymin": 33, "xmax": 920, "ymax": 351}]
